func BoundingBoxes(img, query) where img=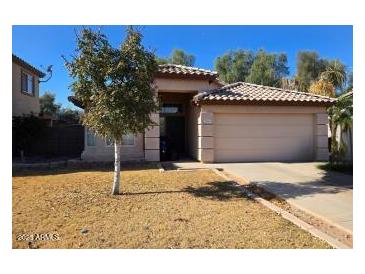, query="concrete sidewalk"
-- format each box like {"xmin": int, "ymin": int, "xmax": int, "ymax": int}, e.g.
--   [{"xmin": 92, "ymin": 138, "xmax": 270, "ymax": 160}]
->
[{"xmin": 207, "ymin": 162, "xmax": 353, "ymax": 233}]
